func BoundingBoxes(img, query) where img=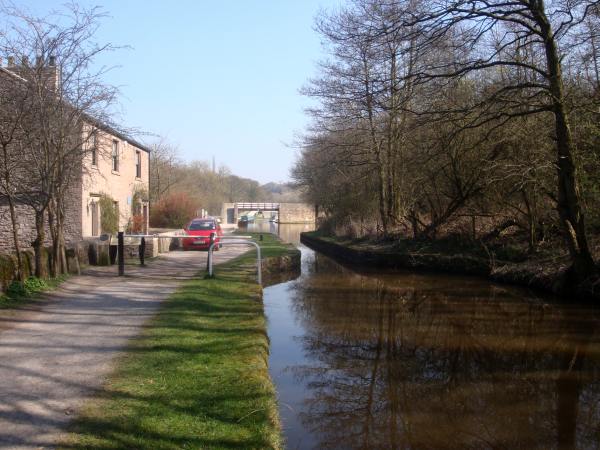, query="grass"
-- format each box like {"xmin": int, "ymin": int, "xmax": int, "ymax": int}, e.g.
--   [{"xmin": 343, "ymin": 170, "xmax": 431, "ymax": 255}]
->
[
  {"xmin": 0, "ymin": 275, "xmax": 69, "ymax": 309},
  {"xmin": 62, "ymin": 233, "xmax": 296, "ymax": 450}
]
